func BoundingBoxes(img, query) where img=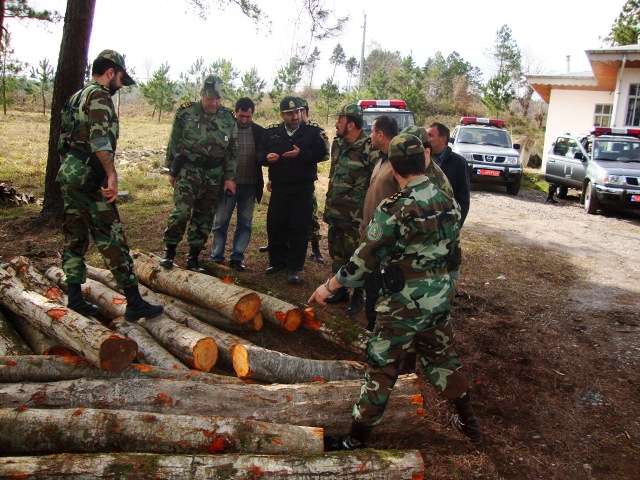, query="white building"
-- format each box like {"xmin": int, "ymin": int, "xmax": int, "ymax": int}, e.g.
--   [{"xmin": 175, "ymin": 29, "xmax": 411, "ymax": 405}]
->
[{"xmin": 527, "ymin": 45, "xmax": 640, "ymax": 167}]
